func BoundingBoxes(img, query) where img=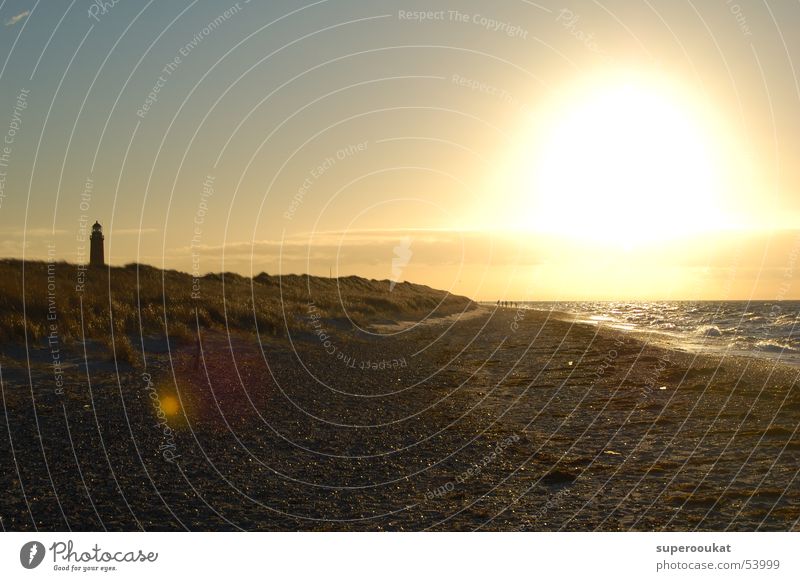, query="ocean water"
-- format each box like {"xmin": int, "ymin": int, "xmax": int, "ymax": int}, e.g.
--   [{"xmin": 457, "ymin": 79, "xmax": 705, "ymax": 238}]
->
[{"xmin": 521, "ymin": 301, "xmax": 800, "ymax": 367}]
